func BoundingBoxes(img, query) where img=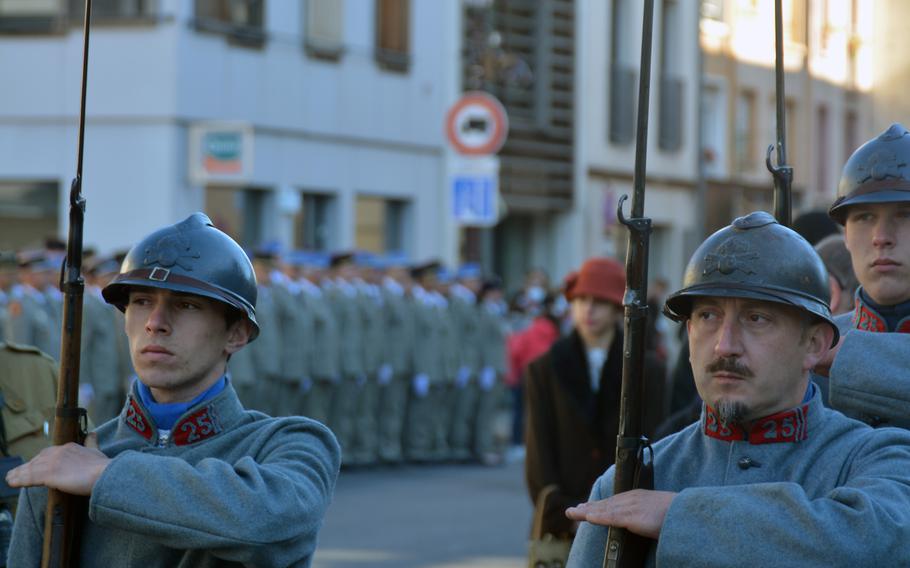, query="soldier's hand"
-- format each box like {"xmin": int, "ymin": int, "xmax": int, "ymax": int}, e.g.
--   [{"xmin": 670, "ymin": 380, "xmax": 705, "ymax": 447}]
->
[
  {"xmin": 6, "ymin": 433, "xmax": 109, "ymax": 496},
  {"xmin": 565, "ymin": 489, "xmax": 677, "ymax": 539}
]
